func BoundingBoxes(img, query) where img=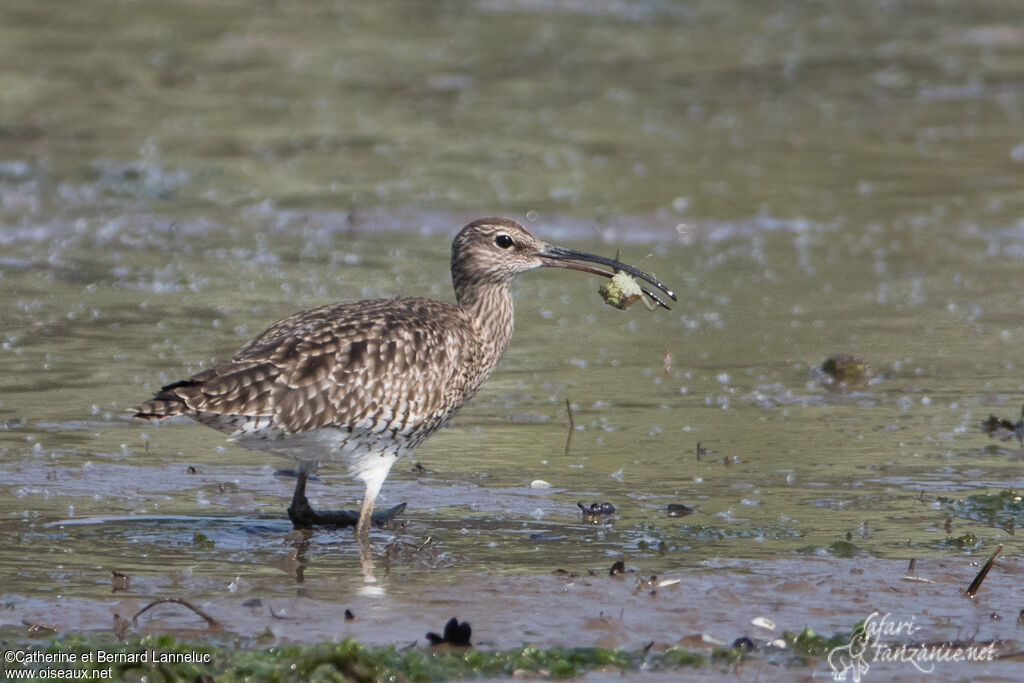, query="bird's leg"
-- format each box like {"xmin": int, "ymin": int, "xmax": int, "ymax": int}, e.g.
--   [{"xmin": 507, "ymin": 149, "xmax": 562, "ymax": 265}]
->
[
  {"xmin": 356, "ymin": 491, "xmax": 376, "ymax": 541},
  {"xmin": 286, "ymin": 469, "xmax": 405, "ymax": 531},
  {"xmin": 286, "ymin": 470, "xmax": 327, "ymax": 529}
]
